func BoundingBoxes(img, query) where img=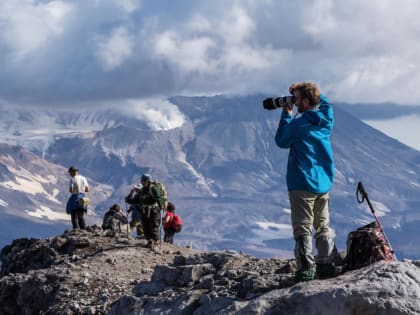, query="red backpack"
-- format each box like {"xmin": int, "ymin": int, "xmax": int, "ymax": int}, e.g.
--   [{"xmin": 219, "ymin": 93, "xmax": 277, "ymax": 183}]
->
[
  {"xmin": 345, "ymin": 221, "xmax": 394, "ymax": 271},
  {"xmin": 345, "ymin": 182, "xmax": 396, "ymax": 271},
  {"xmin": 171, "ymin": 214, "xmax": 183, "ymax": 233}
]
